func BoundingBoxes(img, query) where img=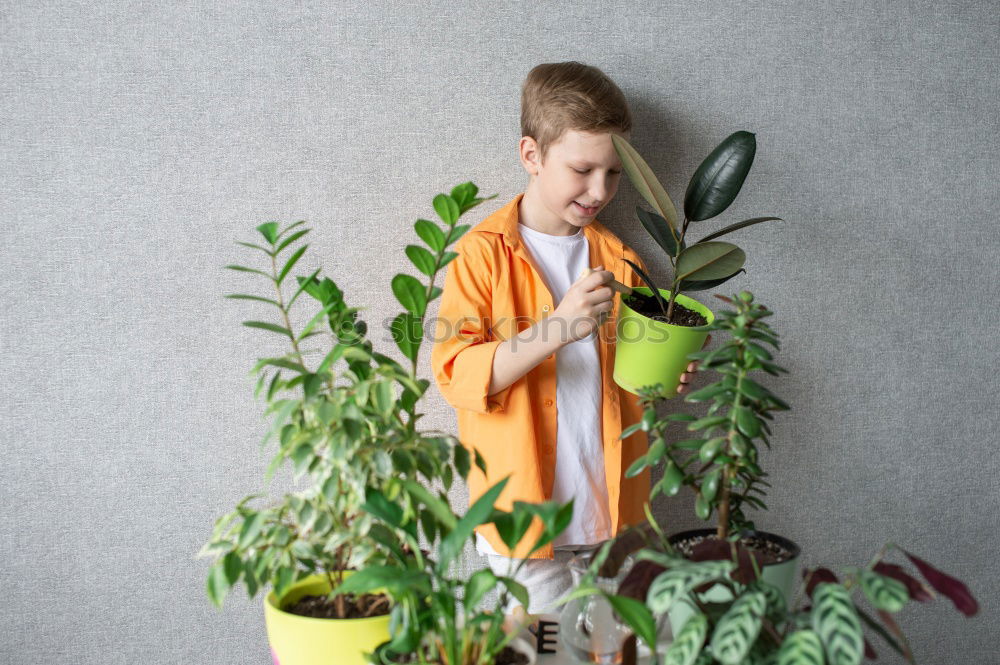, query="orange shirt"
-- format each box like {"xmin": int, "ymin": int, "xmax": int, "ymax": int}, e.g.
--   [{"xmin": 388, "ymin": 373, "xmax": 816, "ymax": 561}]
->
[{"xmin": 430, "ymin": 193, "xmax": 651, "ymax": 559}]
